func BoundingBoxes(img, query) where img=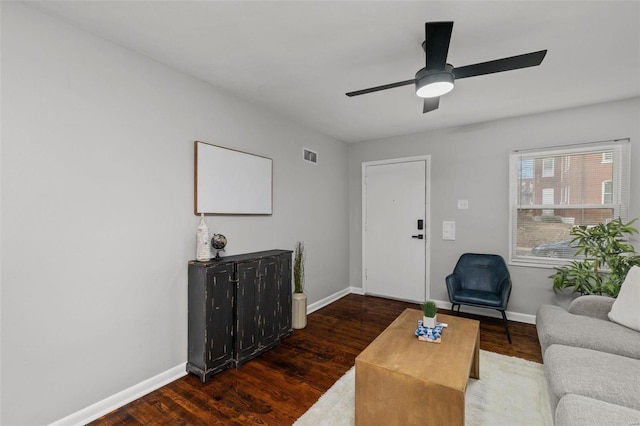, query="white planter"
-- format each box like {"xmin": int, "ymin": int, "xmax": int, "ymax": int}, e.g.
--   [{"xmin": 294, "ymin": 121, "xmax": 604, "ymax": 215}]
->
[
  {"xmin": 423, "ymin": 314, "xmax": 437, "ymax": 329},
  {"xmin": 292, "ymin": 292, "xmax": 307, "ymax": 329}
]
